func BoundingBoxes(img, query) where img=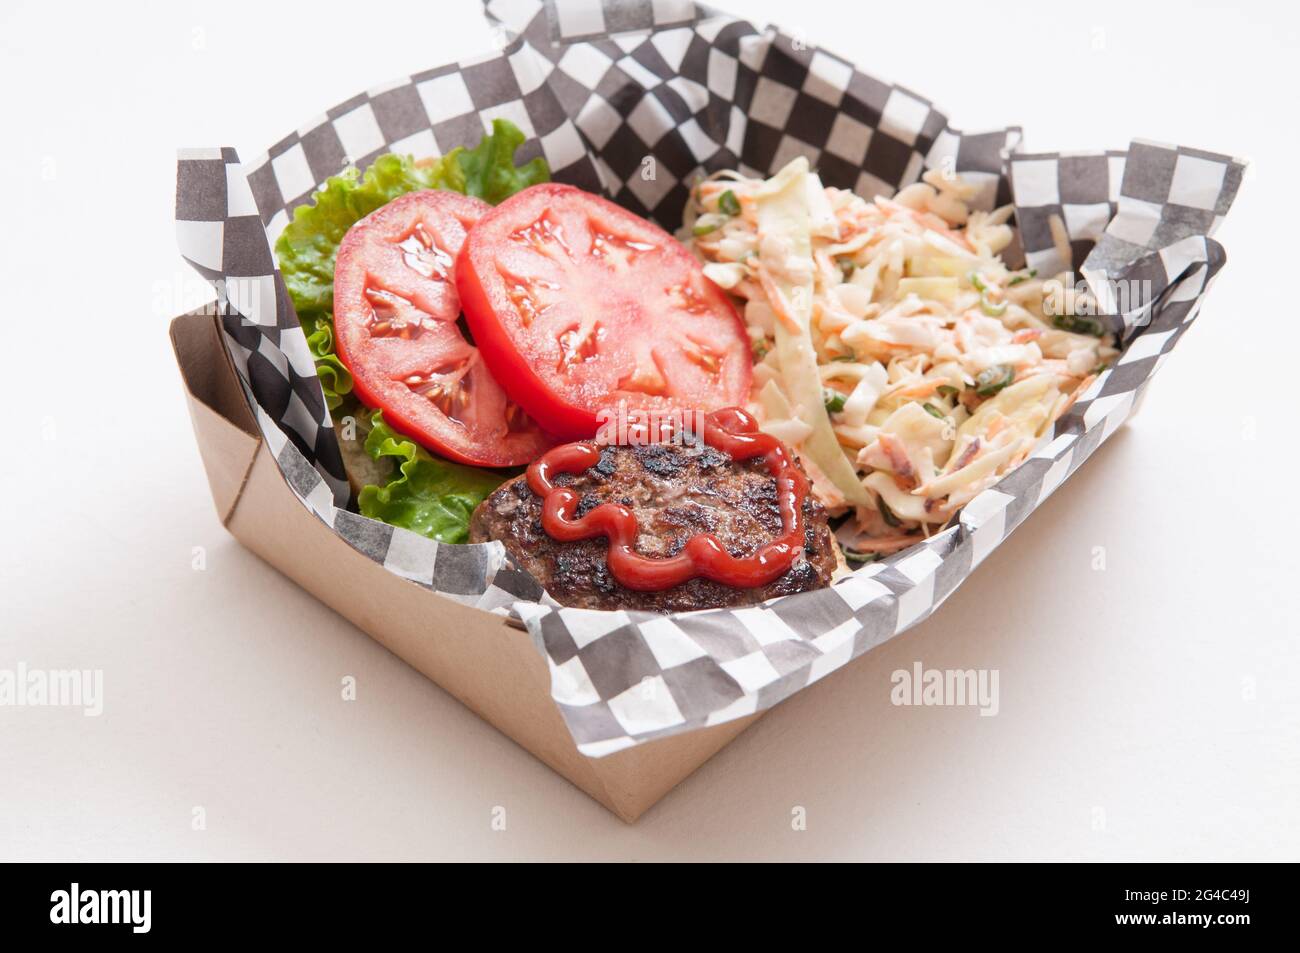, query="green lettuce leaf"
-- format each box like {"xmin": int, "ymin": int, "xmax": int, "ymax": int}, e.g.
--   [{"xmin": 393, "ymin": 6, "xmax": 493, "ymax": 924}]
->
[
  {"xmin": 358, "ymin": 412, "xmax": 505, "ymax": 544},
  {"xmin": 442, "ymin": 117, "xmax": 550, "ymax": 205},
  {"xmin": 272, "ymin": 118, "xmax": 548, "ymax": 539},
  {"xmin": 276, "ymin": 153, "xmax": 448, "ymax": 411},
  {"xmin": 275, "ymin": 119, "xmax": 549, "ymax": 321},
  {"xmin": 304, "ymin": 315, "xmax": 353, "ymax": 411}
]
